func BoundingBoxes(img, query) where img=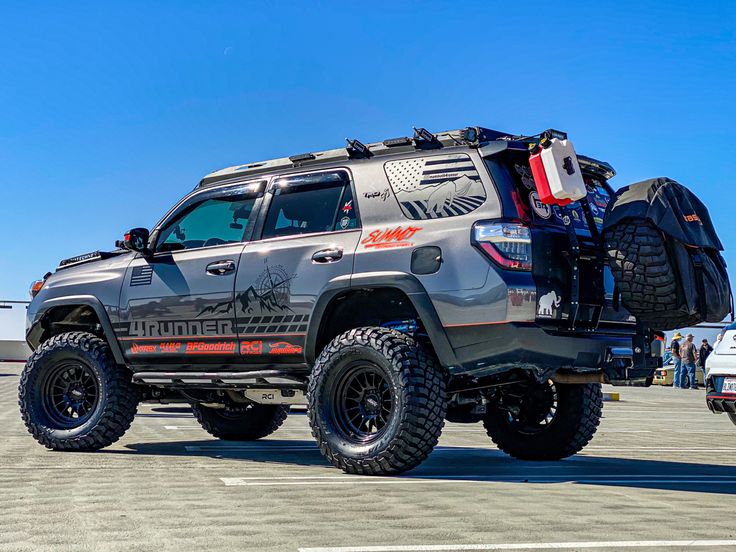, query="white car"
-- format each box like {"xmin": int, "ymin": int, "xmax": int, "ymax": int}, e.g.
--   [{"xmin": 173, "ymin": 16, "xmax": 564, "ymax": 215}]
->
[{"xmin": 705, "ymin": 325, "xmax": 736, "ymax": 425}]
